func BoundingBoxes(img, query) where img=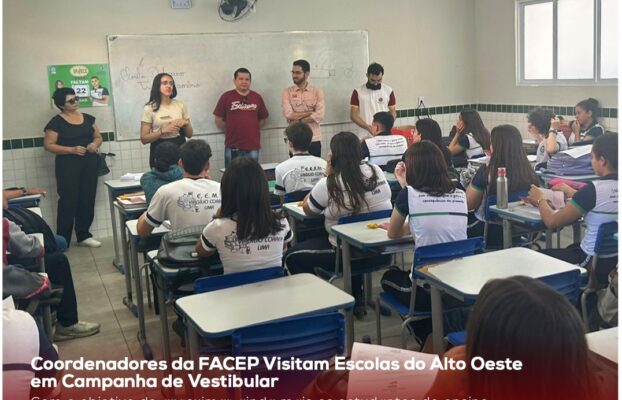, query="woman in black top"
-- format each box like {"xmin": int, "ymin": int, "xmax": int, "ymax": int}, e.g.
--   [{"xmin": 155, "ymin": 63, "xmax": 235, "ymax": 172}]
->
[{"xmin": 44, "ymin": 88, "xmax": 102, "ymax": 247}]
